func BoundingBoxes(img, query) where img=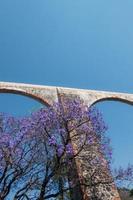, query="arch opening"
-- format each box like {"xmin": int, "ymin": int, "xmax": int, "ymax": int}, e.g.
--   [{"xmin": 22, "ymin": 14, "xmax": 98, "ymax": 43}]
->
[
  {"xmin": 94, "ymin": 99, "xmax": 133, "ymax": 194},
  {"xmin": 0, "ymin": 93, "xmax": 45, "ymax": 117},
  {"xmin": 91, "ymin": 97, "xmax": 133, "ymax": 107},
  {"xmin": 0, "ymin": 88, "xmax": 50, "ymax": 106}
]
